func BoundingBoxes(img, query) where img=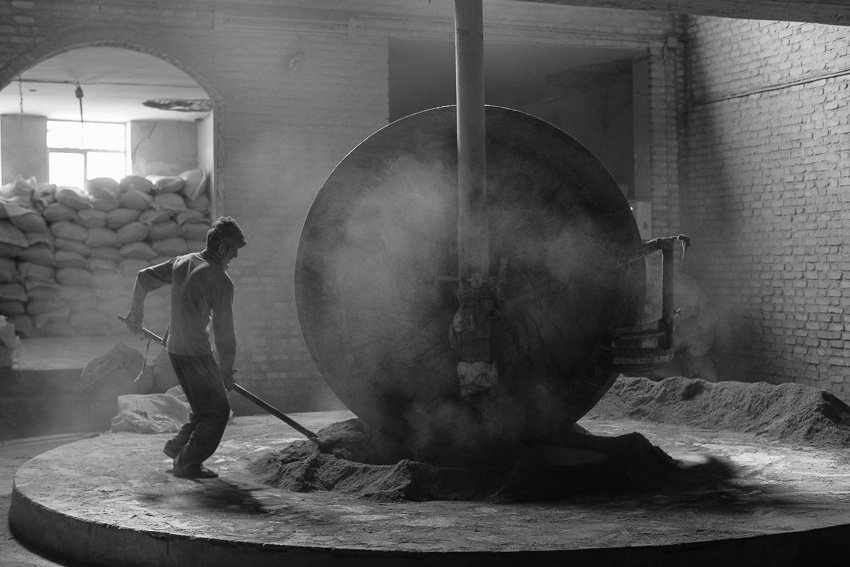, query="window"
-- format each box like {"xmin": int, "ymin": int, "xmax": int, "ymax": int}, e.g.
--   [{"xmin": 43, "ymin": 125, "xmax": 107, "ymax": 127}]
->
[{"xmin": 47, "ymin": 121, "xmax": 127, "ymax": 190}]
